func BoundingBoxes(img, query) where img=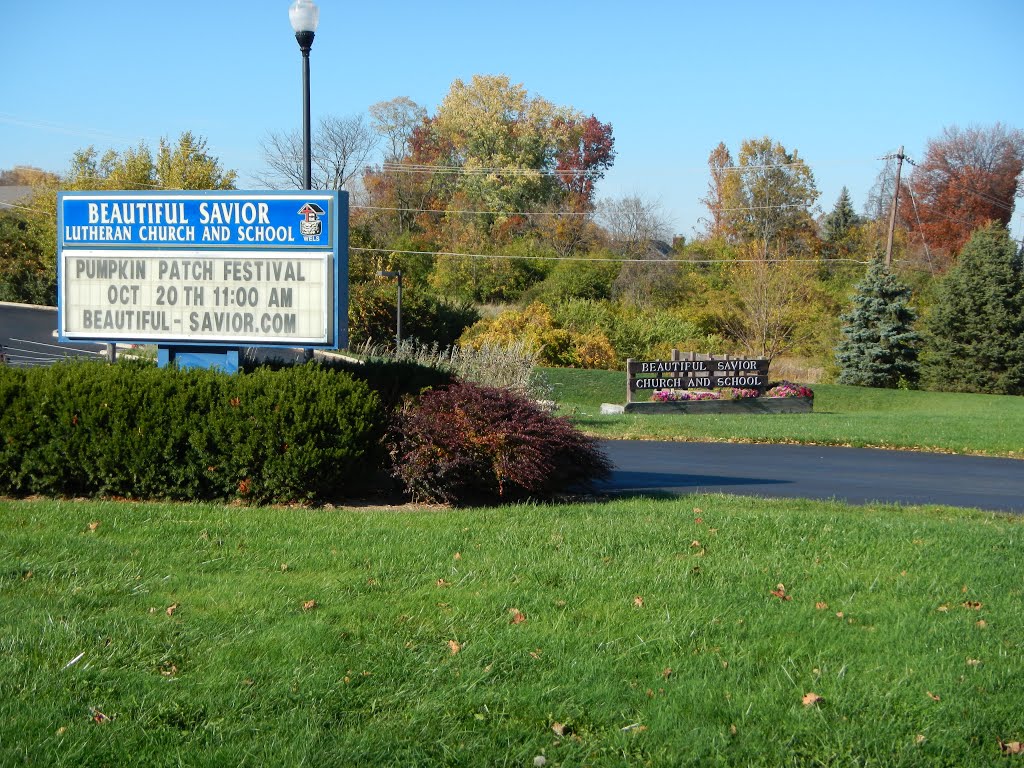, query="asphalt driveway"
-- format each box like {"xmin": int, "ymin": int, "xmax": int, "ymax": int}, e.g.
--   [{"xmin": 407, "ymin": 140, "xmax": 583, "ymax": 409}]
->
[{"xmin": 598, "ymin": 440, "xmax": 1024, "ymax": 513}]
